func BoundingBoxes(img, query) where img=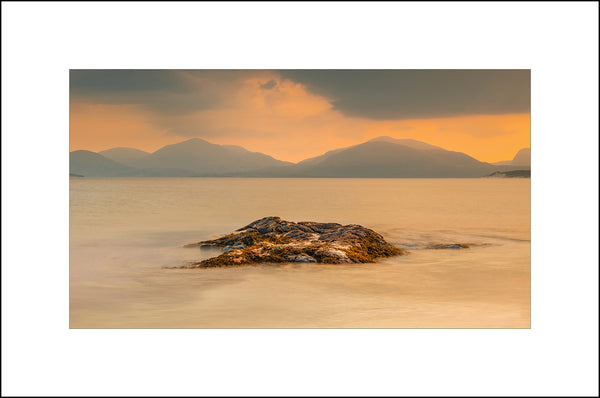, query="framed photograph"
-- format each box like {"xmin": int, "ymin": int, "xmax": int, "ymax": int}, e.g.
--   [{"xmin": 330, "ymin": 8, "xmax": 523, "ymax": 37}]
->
[
  {"xmin": 3, "ymin": 2, "xmax": 597, "ymax": 396},
  {"xmin": 69, "ymin": 69, "xmax": 531, "ymax": 329}
]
